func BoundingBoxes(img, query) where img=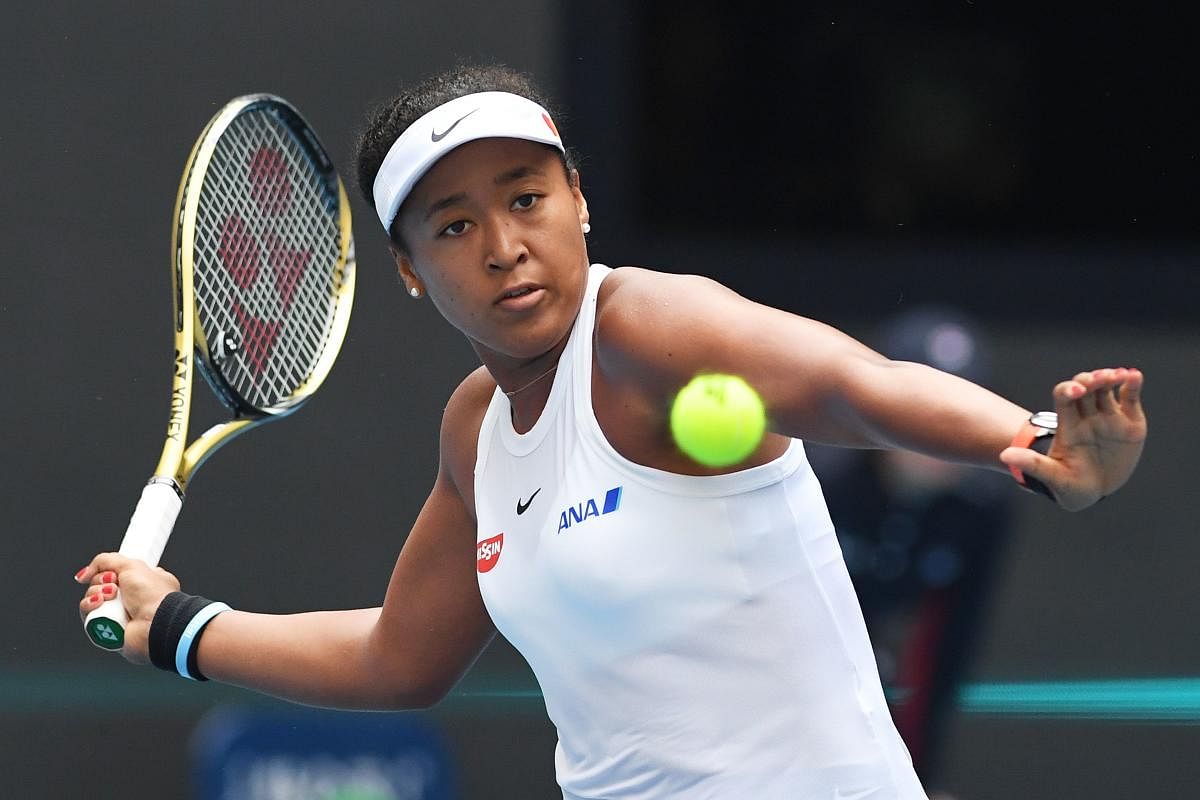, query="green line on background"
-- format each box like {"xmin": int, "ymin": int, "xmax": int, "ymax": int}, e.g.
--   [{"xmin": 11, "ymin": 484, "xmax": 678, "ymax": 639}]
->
[
  {"xmin": 6, "ymin": 670, "xmax": 1200, "ymax": 722},
  {"xmin": 959, "ymin": 678, "xmax": 1200, "ymax": 722}
]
